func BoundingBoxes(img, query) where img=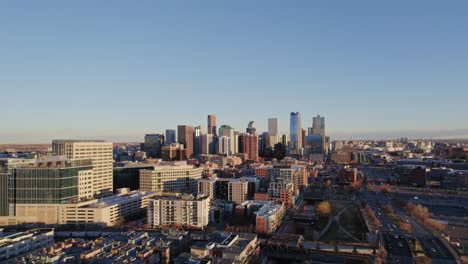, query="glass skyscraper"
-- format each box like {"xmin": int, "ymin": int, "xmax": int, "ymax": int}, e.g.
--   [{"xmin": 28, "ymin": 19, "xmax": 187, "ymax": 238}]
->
[{"xmin": 290, "ymin": 112, "xmax": 302, "ymax": 153}]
